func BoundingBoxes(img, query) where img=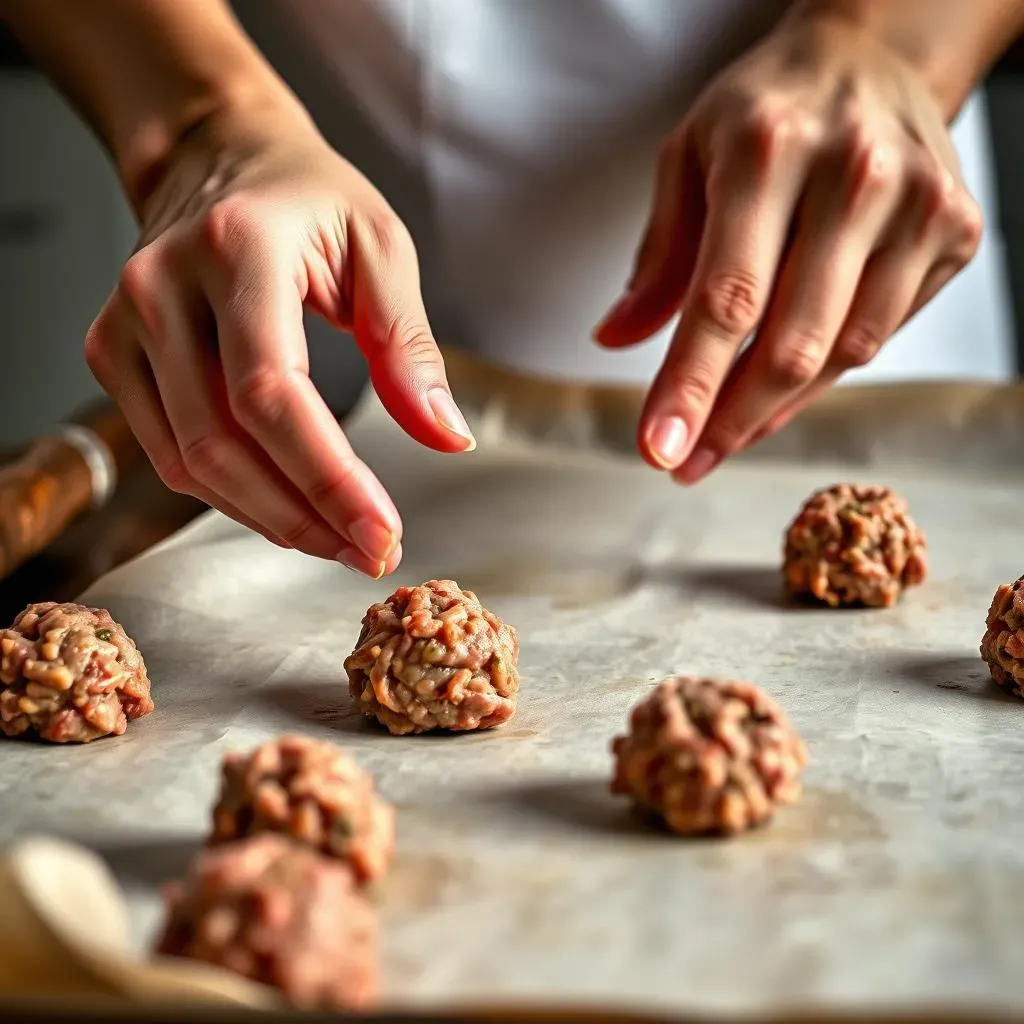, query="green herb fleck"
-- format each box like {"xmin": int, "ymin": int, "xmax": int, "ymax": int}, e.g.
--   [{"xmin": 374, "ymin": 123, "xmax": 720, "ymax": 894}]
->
[
  {"xmin": 422, "ymin": 639, "xmax": 446, "ymax": 664},
  {"xmin": 95, "ymin": 628, "xmax": 113, "ymax": 642}
]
